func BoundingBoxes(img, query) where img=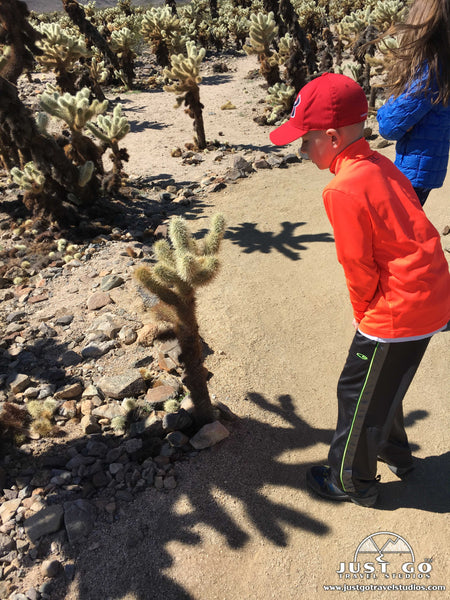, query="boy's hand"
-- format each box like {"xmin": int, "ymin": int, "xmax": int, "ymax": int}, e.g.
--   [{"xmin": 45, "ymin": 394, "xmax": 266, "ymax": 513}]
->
[{"xmin": 352, "ymin": 318, "xmax": 359, "ymax": 330}]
